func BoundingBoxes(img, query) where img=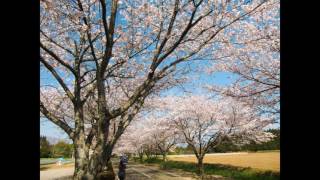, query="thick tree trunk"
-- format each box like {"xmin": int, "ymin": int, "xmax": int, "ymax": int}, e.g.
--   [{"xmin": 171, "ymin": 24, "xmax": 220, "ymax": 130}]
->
[
  {"xmin": 72, "ymin": 135, "xmax": 117, "ymax": 180},
  {"xmin": 78, "ymin": 143, "xmax": 114, "ymax": 180},
  {"xmin": 94, "ymin": 159, "xmax": 116, "ymax": 180},
  {"xmin": 73, "ymin": 104, "xmax": 92, "ymax": 180},
  {"xmin": 86, "ymin": 72, "xmax": 115, "ymax": 179},
  {"xmin": 106, "ymin": 160, "xmax": 115, "ymax": 178},
  {"xmin": 73, "ymin": 140, "xmax": 90, "ymax": 179}
]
